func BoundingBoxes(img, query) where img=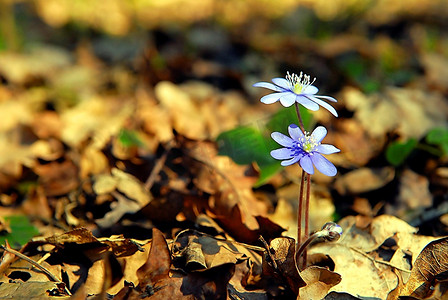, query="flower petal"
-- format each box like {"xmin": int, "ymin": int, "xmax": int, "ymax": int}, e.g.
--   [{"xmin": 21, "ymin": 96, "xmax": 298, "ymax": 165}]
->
[
  {"xmin": 310, "ymin": 153, "xmax": 337, "ymax": 176},
  {"xmin": 303, "ymin": 85, "xmax": 318, "ymax": 95},
  {"xmin": 316, "ymin": 144, "xmax": 340, "ymax": 155},
  {"xmin": 271, "ymin": 132, "xmax": 294, "ymax": 147},
  {"xmin": 253, "ymin": 82, "xmax": 283, "ymax": 92},
  {"xmin": 260, "ymin": 93, "xmax": 282, "ymax": 104},
  {"xmin": 311, "ymin": 126, "xmax": 327, "ymax": 143},
  {"xmin": 272, "ymin": 78, "xmax": 291, "ymax": 90},
  {"xmin": 299, "ymin": 155, "xmax": 314, "ymax": 175},
  {"xmin": 288, "ymin": 124, "xmax": 304, "ymax": 141},
  {"xmin": 279, "ymin": 93, "xmax": 297, "ymax": 107},
  {"xmin": 308, "ymin": 96, "xmax": 338, "ymax": 117},
  {"xmin": 281, "ymin": 155, "xmax": 301, "ymax": 166},
  {"xmin": 270, "ymin": 148, "xmax": 293, "ymax": 160},
  {"xmin": 296, "ymin": 96, "xmax": 320, "ymax": 111},
  {"xmin": 314, "ymin": 95, "xmax": 337, "ymax": 102}
]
